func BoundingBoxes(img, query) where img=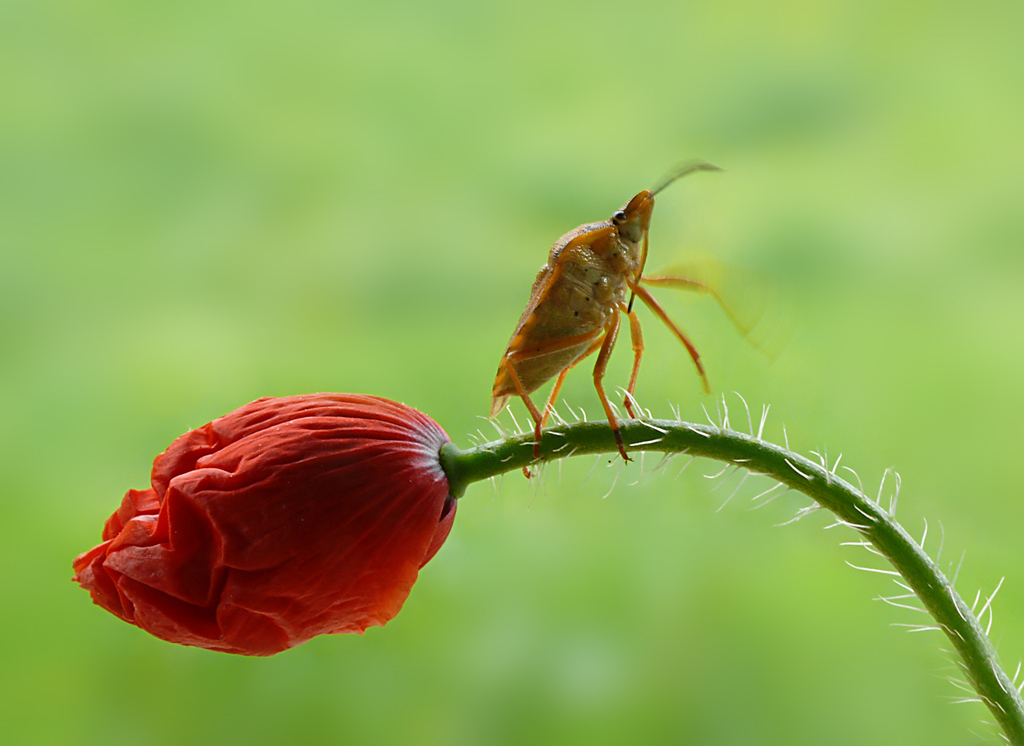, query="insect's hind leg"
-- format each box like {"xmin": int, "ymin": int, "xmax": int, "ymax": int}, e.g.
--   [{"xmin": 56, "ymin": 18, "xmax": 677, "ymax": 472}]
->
[
  {"xmin": 503, "ymin": 328, "xmax": 604, "ymax": 460},
  {"xmin": 540, "ymin": 368, "xmax": 570, "ymax": 430},
  {"xmin": 592, "ymin": 314, "xmax": 630, "ymax": 462},
  {"xmin": 540, "ymin": 335, "xmax": 605, "ymax": 429},
  {"xmin": 623, "ymin": 309, "xmax": 644, "ymax": 418},
  {"xmin": 501, "ymin": 357, "xmax": 546, "ymax": 460}
]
